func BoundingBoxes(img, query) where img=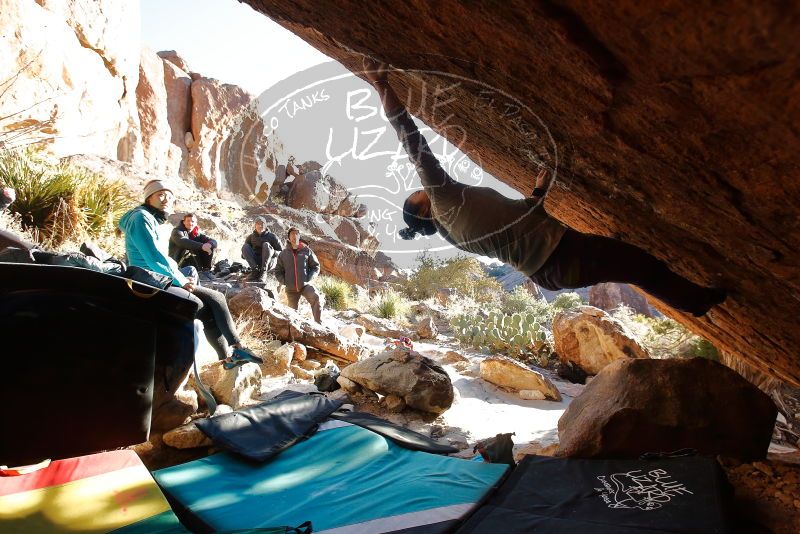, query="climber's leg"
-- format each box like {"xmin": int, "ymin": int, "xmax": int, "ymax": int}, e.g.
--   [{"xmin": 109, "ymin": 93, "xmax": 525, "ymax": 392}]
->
[{"xmin": 531, "ymin": 229, "xmax": 725, "ymax": 316}]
